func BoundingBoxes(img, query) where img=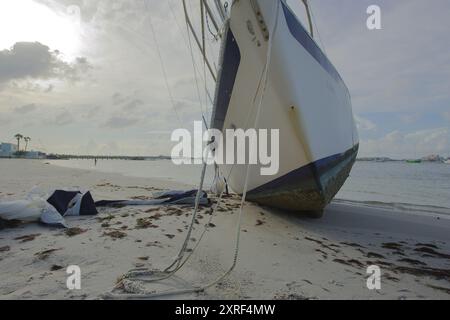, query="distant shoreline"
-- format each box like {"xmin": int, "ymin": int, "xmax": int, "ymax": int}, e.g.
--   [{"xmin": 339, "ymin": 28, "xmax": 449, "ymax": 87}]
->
[{"xmin": 1, "ymin": 157, "xmax": 449, "ymax": 163}]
